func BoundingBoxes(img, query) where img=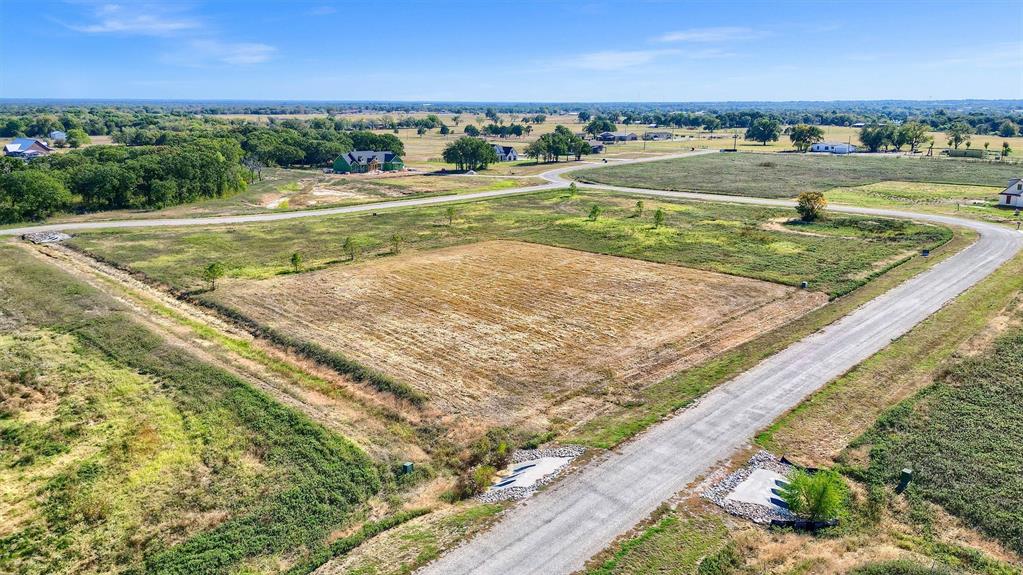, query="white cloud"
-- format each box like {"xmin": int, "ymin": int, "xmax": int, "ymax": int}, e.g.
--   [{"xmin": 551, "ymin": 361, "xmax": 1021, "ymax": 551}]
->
[
  {"xmin": 69, "ymin": 3, "xmax": 200, "ymax": 36},
  {"xmin": 164, "ymin": 40, "xmax": 277, "ymax": 66},
  {"xmin": 566, "ymin": 49, "xmax": 681, "ymax": 71},
  {"xmin": 654, "ymin": 26, "xmax": 761, "ymax": 43}
]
